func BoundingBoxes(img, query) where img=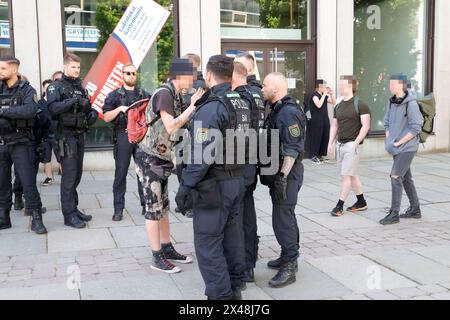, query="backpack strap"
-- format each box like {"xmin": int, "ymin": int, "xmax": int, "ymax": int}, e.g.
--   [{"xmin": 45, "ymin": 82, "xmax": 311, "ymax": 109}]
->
[{"xmin": 146, "ymin": 86, "xmax": 172, "ymax": 128}]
